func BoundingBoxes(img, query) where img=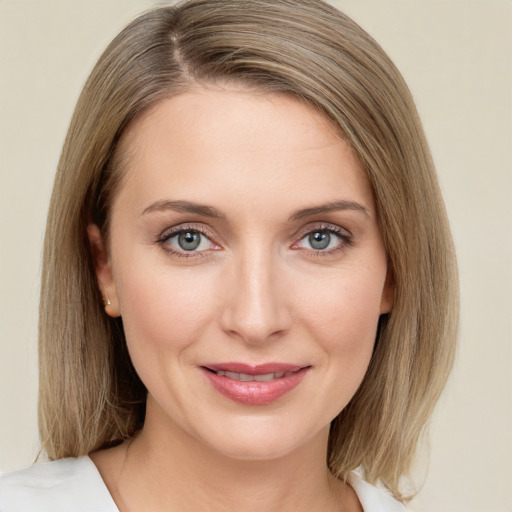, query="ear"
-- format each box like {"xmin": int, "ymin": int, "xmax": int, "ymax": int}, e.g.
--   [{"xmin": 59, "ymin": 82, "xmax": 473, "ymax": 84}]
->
[
  {"xmin": 87, "ymin": 224, "xmax": 121, "ymax": 317},
  {"xmin": 379, "ymin": 266, "xmax": 395, "ymax": 315}
]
